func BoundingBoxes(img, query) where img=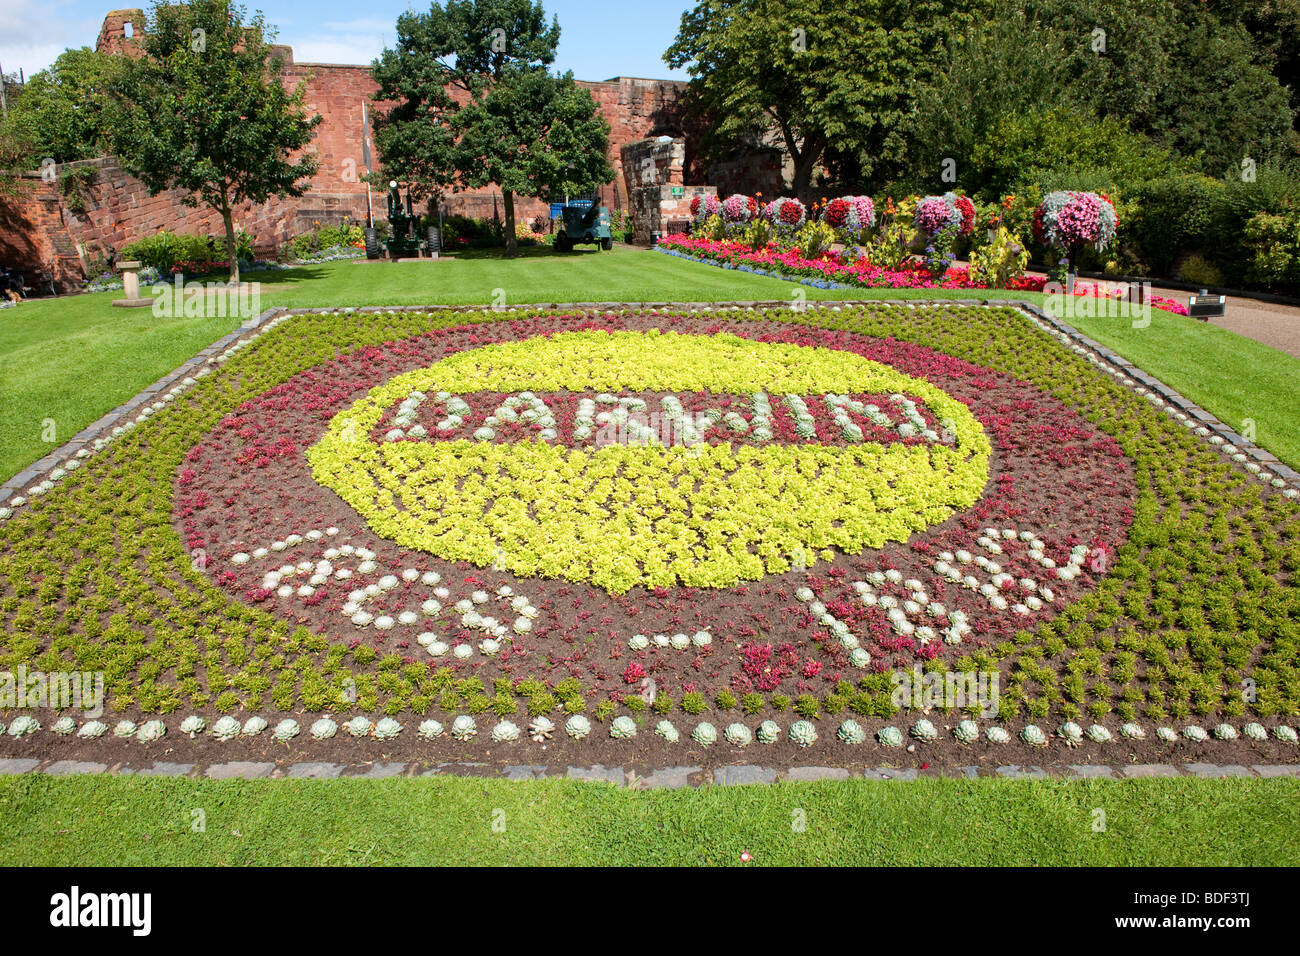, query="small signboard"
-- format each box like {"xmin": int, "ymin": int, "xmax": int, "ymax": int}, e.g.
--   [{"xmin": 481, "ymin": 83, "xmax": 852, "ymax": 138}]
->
[
  {"xmin": 1188, "ymin": 293, "xmax": 1227, "ymax": 320},
  {"xmin": 671, "ymin": 186, "xmax": 684, "ymax": 198}
]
